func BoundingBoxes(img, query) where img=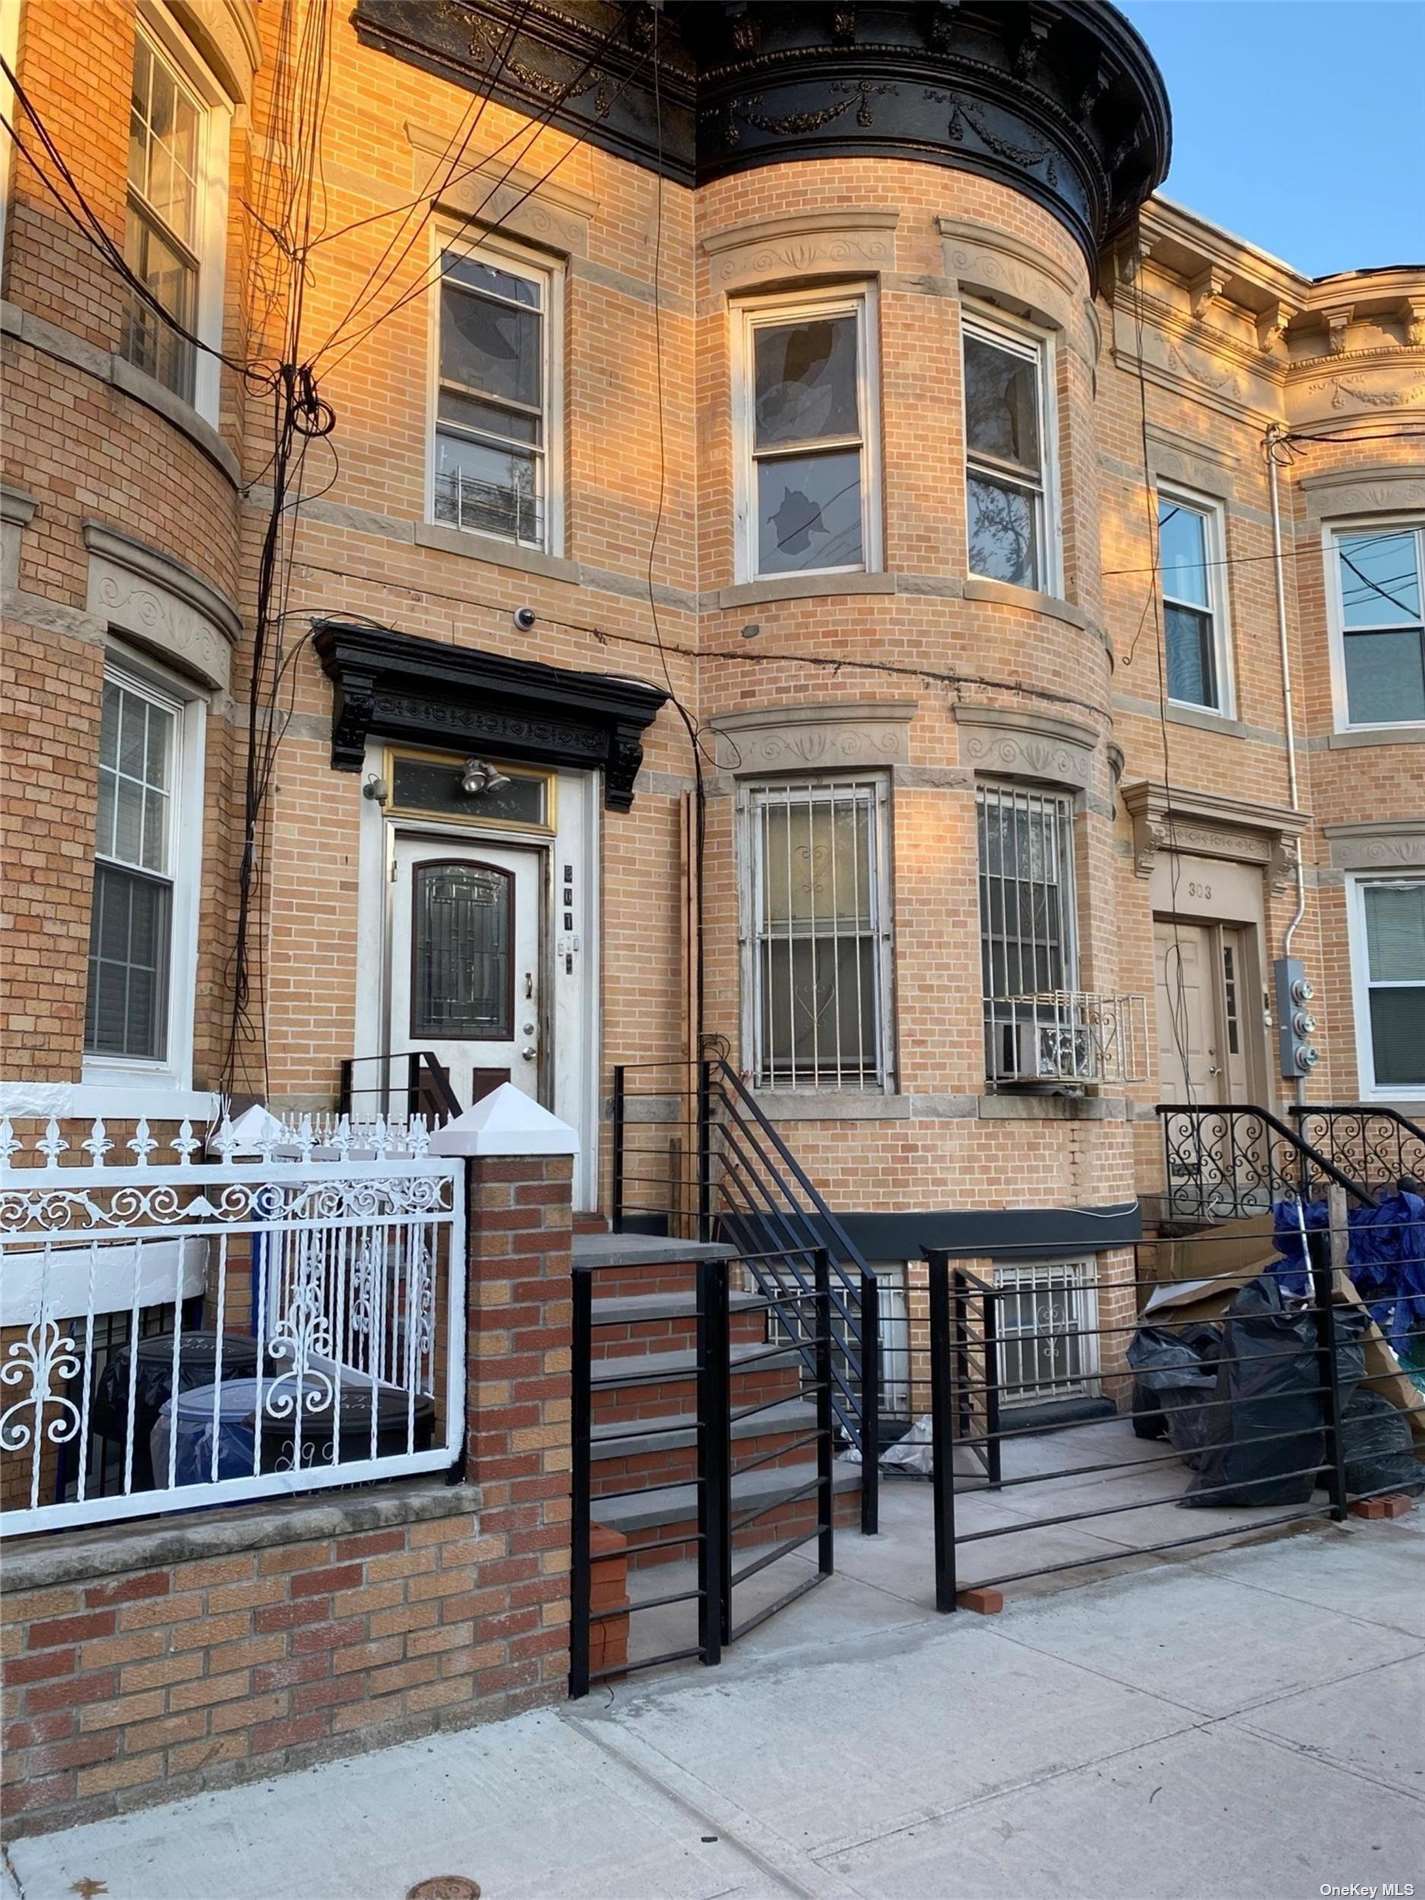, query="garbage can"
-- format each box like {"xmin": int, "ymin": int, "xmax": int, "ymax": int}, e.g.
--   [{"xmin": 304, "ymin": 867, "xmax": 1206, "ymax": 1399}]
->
[
  {"xmin": 91, "ymin": 1330, "xmax": 262, "ymax": 1490},
  {"xmin": 156, "ymin": 1373, "xmax": 436, "ymax": 1487}
]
